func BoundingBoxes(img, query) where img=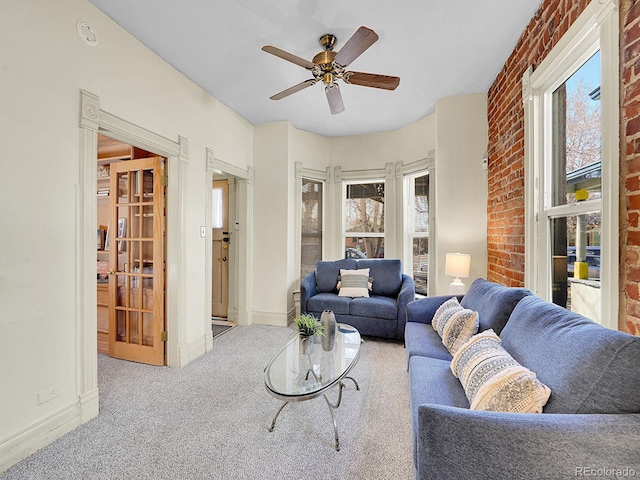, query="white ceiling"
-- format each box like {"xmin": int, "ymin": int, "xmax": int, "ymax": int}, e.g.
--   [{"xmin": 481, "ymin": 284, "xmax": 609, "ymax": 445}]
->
[{"xmin": 87, "ymin": 0, "xmax": 541, "ymax": 137}]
